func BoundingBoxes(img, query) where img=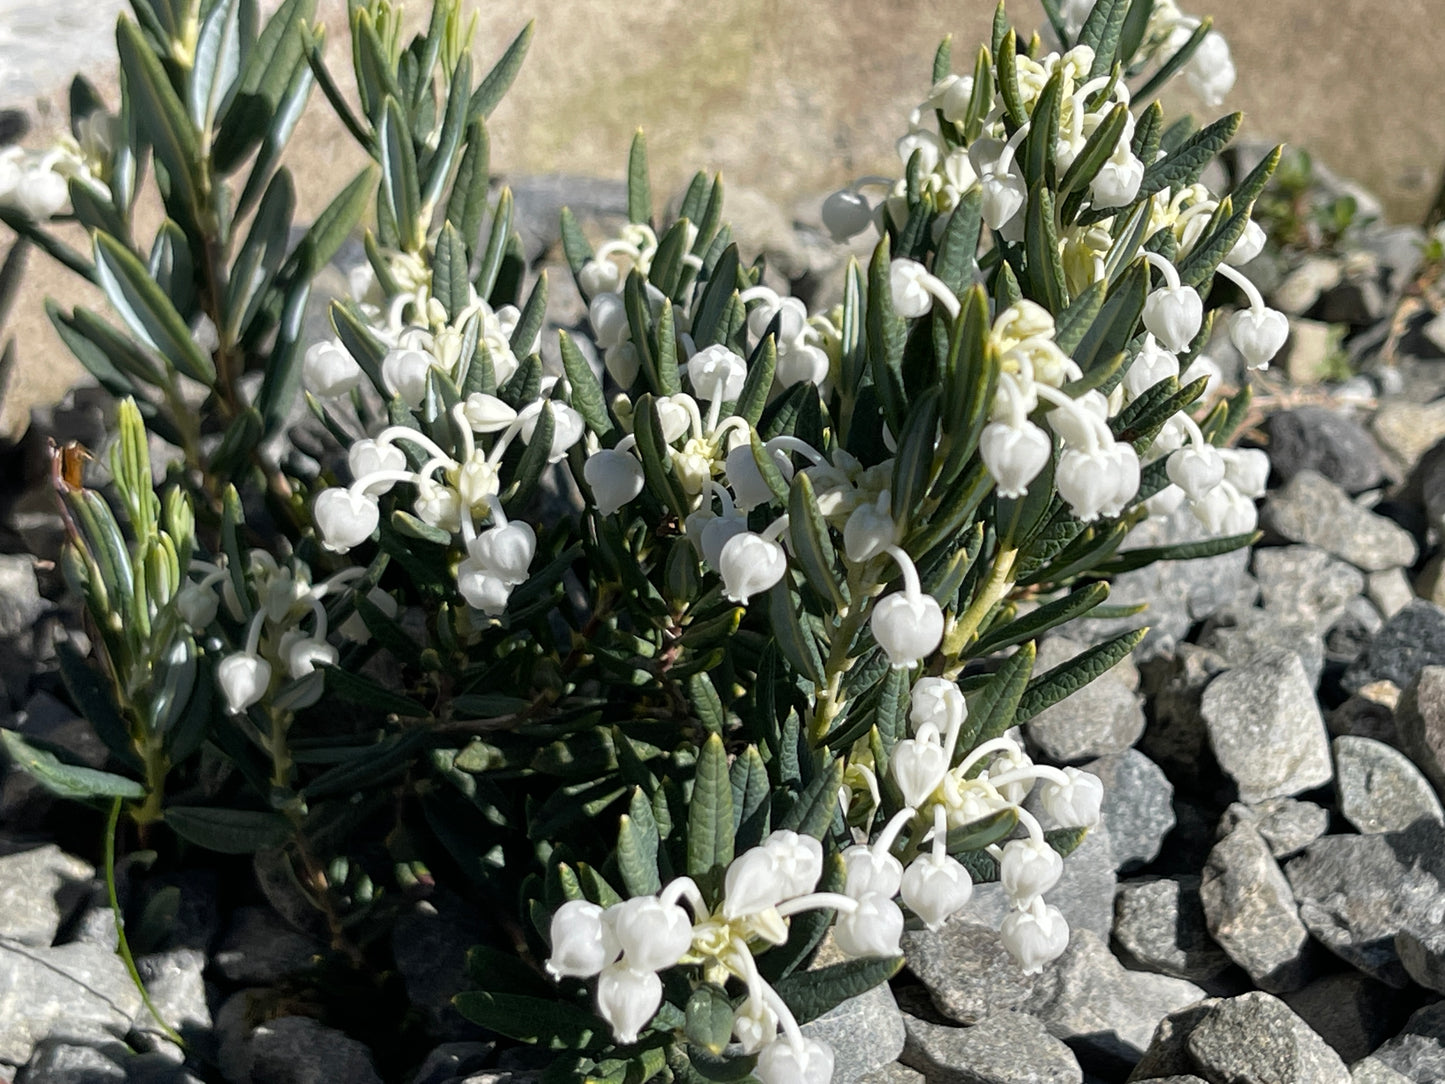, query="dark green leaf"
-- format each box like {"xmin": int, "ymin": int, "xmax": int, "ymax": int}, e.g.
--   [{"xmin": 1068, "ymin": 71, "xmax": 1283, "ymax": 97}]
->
[
  {"xmin": 452, "ymin": 991, "xmax": 603, "ymax": 1050},
  {"xmin": 165, "ymin": 806, "xmax": 291, "ymax": 853},
  {"xmin": 972, "ymin": 582, "xmax": 1109, "ymax": 656},
  {"xmin": 1015, "ymin": 628, "xmax": 1146, "ymax": 723},
  {"xmin": 773, "ymin": 956, "xmax": 904, "ymax": 1025},
  {"xmin": 0, "ymin": 728, "xmax": 145, "ymax": 799},
  {"xmin": 468, "ymin": 21, "xmax": 534, "ymax": 119},
  {"xmin": 687, "ymin": 733, "xmax": 735, "ymax": 879},
  {"xmin": 627, "ymin": 128, "xmax": 651, "ymax": 225},
  {"xmin": 959, "ymin": 641, "xmax": 1035, "ymax": 748},
  {"xmin": 946, "ymin": 806, "xmax": 1019, "ymax": 852},
  {"xmin": 92, "ymin": 233, "xmax": 215, "ymax": 383}
]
